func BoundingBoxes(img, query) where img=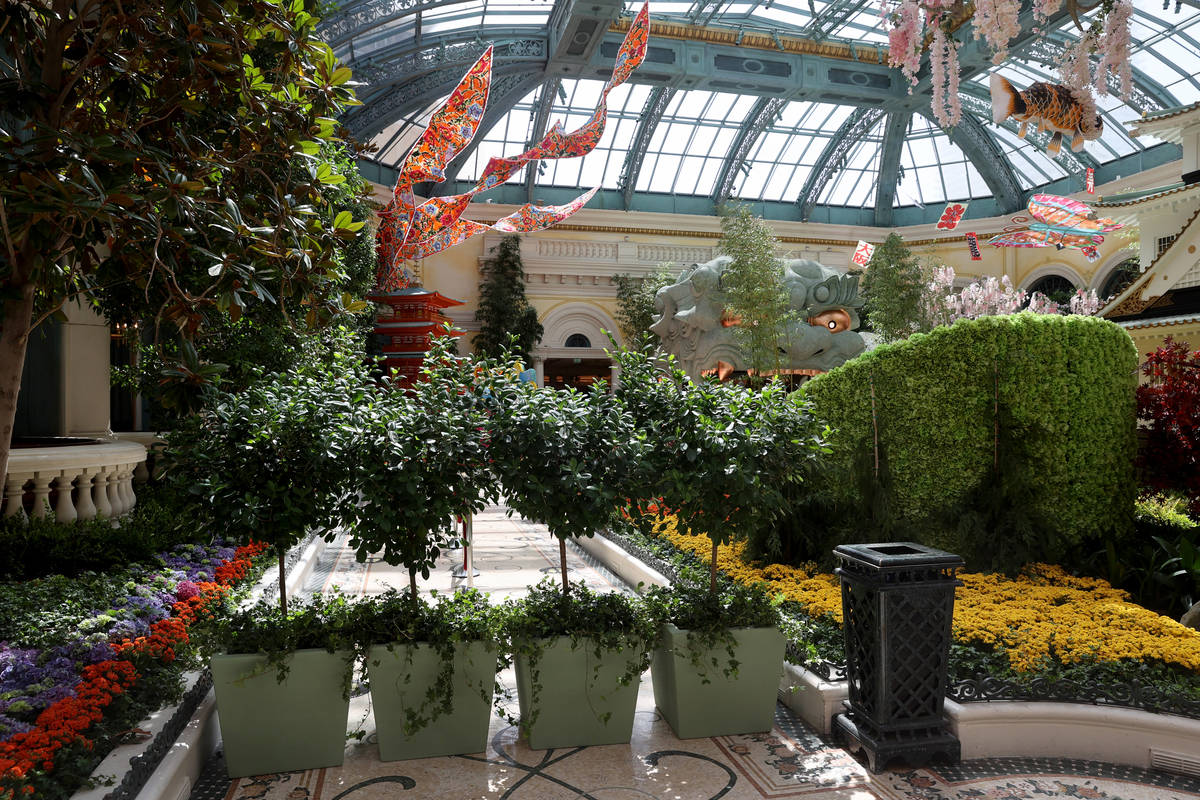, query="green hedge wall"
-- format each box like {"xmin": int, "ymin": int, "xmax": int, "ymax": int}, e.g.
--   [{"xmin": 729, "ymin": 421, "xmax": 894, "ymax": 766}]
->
[{"xmin": 802, "ymin": 313, "xmax": 1137, "ymax": 566}]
